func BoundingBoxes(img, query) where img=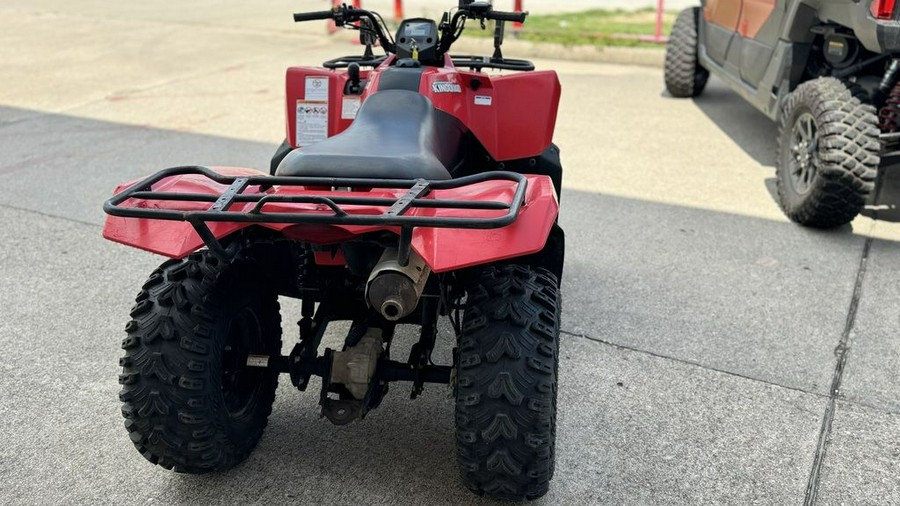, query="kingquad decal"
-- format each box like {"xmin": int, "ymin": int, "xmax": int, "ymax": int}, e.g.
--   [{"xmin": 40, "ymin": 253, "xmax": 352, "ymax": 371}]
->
[{"xmin": 432, "ymin": 81, "xmax": 461, "ymax": 93}]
